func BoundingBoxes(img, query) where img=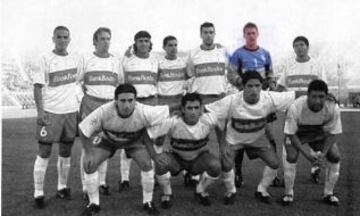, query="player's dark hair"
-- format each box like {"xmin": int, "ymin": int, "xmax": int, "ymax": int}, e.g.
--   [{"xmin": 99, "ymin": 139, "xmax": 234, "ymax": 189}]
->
[
  {"xmin": 293, "ymin": 36, "xmax": 309, "ymax": 47},
  {"xmin": 163, "ymin": 35, "xmax": 177, "ymax": 47},
  {"xmin": 200, "ymin": 22, "xmax": 215, "ymax": 34},
  {"xmin": 93, "ymin": 27, "xmax": 111, "ymax": 42},
  {"xmin": 53, "ymin": 26, "xmax": 70, "ymax": 36},
  {"xmin": 241, "ymin": 71, "xmax": 264, "ymax": 85},
  {"xmin": 308, "ymin": 79, "xmax": 328, "ymax": 95},
  {"xmin": 133, "ymin": 30, "xmax": 152, "ymax": 53},
  {"xmin": 243, "ymin": 22, "xmax": 258, "ymax": 33},
  {"xmin": 181, "ymin": 93, "xmax": 203, "ymax": 107},
  {"xmin": 114, "ymin": 84, "xmax": 137, "ymax": 99}
]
